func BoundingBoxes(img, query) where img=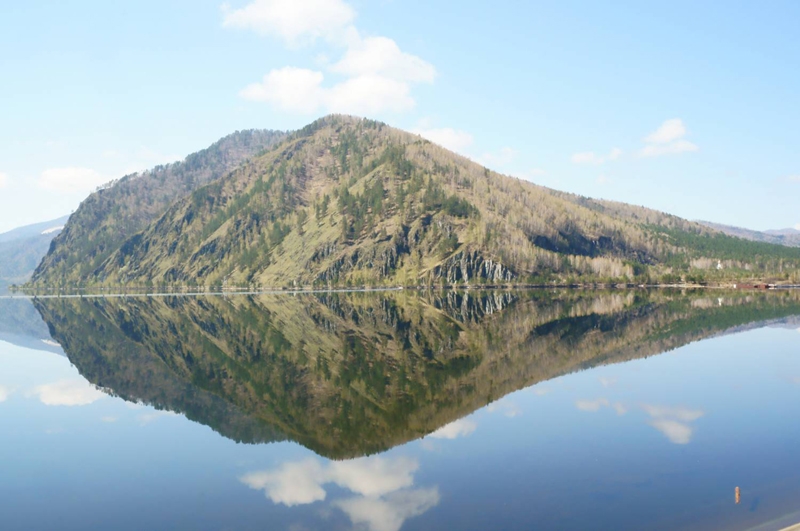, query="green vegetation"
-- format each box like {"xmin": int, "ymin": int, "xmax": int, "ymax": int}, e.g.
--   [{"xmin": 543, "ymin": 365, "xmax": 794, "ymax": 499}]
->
[
  {"xmin": 34, "ymin": 289, "xmax": 800, "ymax": 458},
  {"xmin": 29, "ymin": 115, "xmax": 800, "ymax": 289}
]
